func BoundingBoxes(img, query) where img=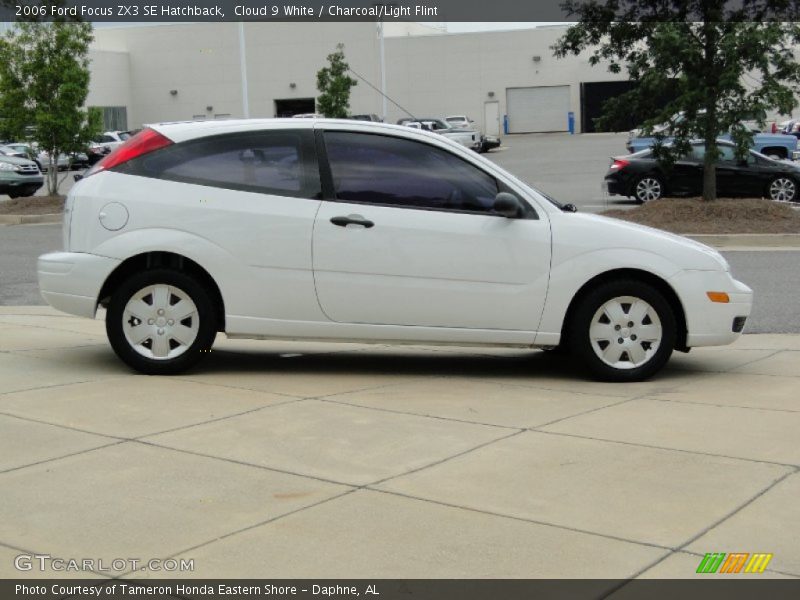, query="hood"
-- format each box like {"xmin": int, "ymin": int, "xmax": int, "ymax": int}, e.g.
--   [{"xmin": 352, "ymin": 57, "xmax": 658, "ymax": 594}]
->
[
  {"xmin": 557, "ymin": 212, "xmax": 730, "ymax": 272},
  {"xmin": 0, "ymin": 155, "xmax": 38, "ymax": 167}
]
